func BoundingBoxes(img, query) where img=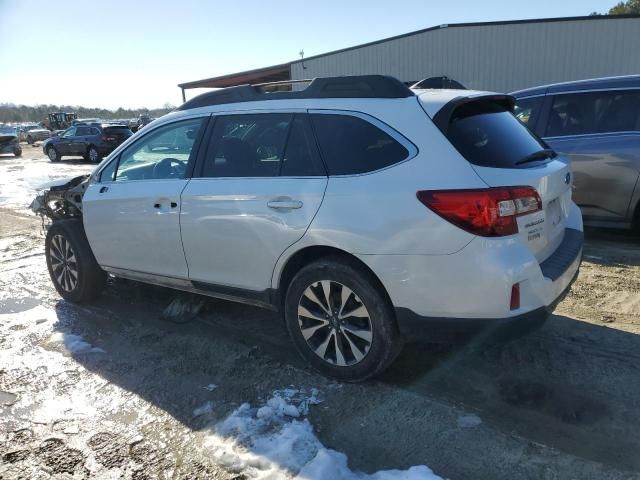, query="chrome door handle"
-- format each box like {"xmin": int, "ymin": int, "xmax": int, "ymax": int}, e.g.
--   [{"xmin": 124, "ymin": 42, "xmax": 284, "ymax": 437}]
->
[{"xmin": 267, "ymin": 199, "xmax": 303, "ymax": 210}]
